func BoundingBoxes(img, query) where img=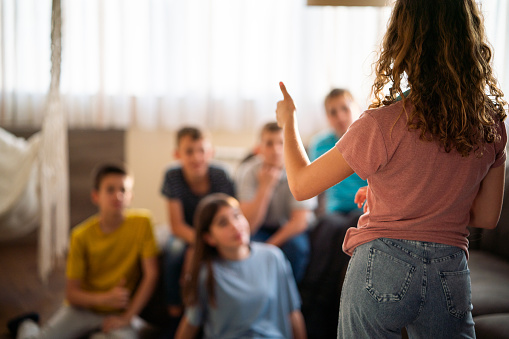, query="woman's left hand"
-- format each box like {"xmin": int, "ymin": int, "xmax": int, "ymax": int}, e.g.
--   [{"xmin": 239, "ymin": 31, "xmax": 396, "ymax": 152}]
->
[{"xmin": 276, "ymin": 82, "xmax": 296, "ymax": 128}]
